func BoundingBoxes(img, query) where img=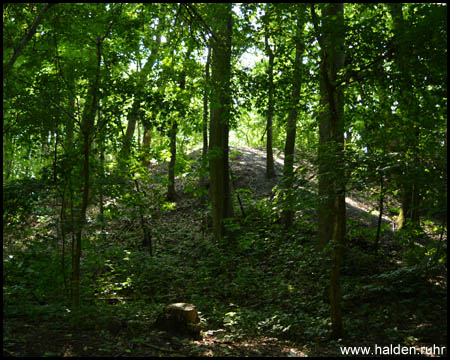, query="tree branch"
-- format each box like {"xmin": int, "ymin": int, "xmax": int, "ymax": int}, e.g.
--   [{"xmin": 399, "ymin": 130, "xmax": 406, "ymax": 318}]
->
[
  {"xmin": 181, "ymin": 3, "xmax": 220, "ymax": 46},
  {"xmin": 4, "ymin": 3, "xmax": 56, "ymax": 76}
]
